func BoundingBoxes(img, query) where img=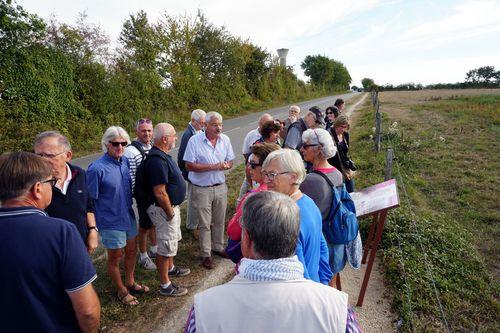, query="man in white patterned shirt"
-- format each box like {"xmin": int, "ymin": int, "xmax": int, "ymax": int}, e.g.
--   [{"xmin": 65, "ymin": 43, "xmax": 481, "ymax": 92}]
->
[{"xmin": 124, "ymin": 118, "xmax": 157, "ymax": 270}]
